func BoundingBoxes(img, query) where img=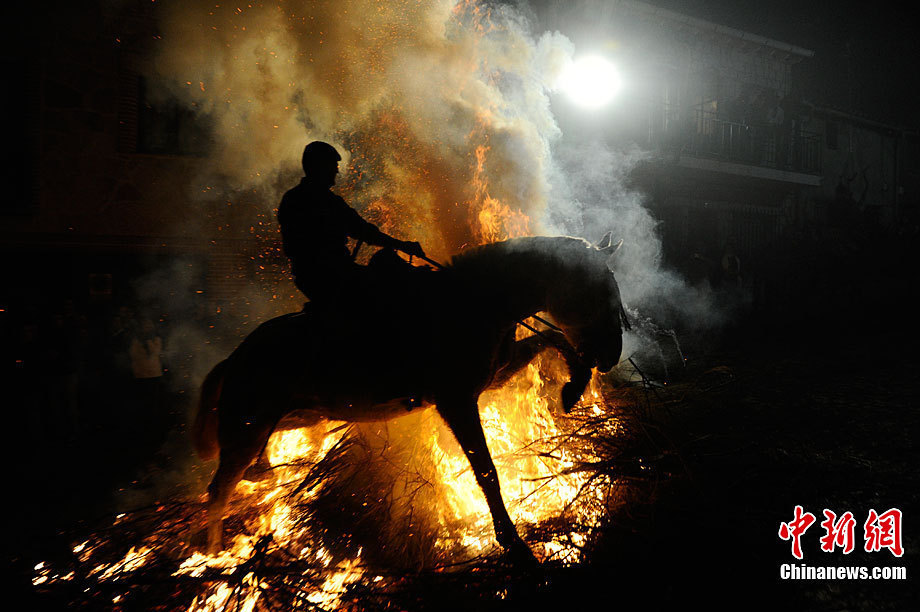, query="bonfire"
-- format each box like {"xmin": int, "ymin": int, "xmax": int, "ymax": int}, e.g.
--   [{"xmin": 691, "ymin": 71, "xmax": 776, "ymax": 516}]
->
[{"xmin": 33, "ymin": 356, "xmax": 645, "ymax": 610}]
